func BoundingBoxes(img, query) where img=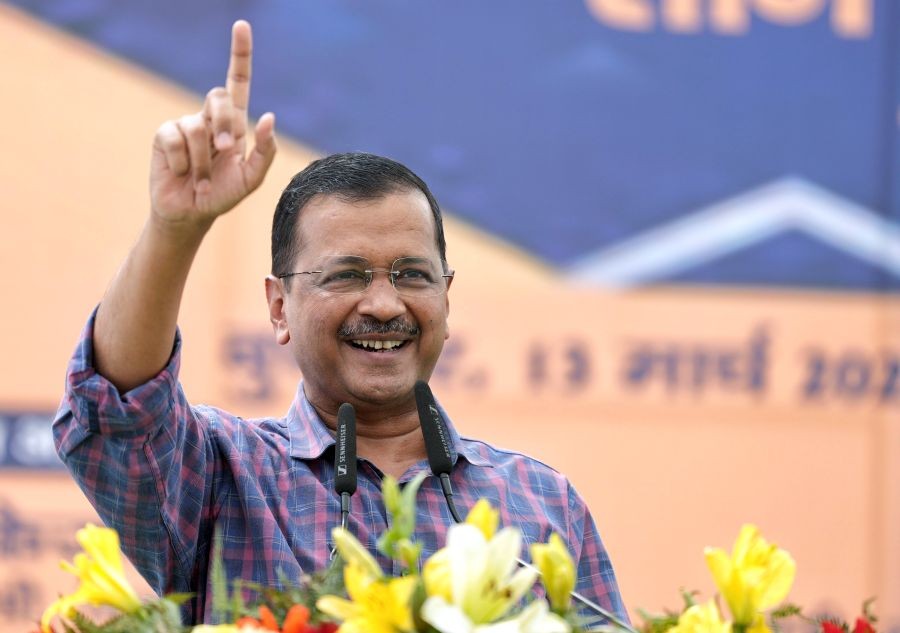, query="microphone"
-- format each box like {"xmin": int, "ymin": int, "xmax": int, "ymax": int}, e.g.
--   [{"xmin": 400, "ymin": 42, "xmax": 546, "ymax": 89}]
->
[
  {"xmin": 334, "ymin": 402, "xmax": 357, "ymax": 530},
  {"xmin": 413, "ymin": 382, "xmax": 633, "ymax": 631},
  {"xmin": 413, "ymin": 381, "xmax": 463, "ymax": 523}
]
